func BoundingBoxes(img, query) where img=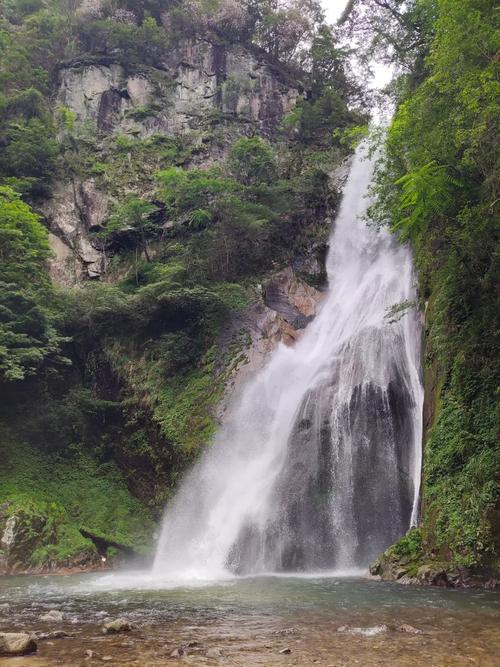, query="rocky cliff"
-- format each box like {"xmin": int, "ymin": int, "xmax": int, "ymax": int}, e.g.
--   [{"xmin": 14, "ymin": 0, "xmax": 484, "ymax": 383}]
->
[{"xmin": 44, "ymin": 38, "xmax": 301, "ymax": 284}]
